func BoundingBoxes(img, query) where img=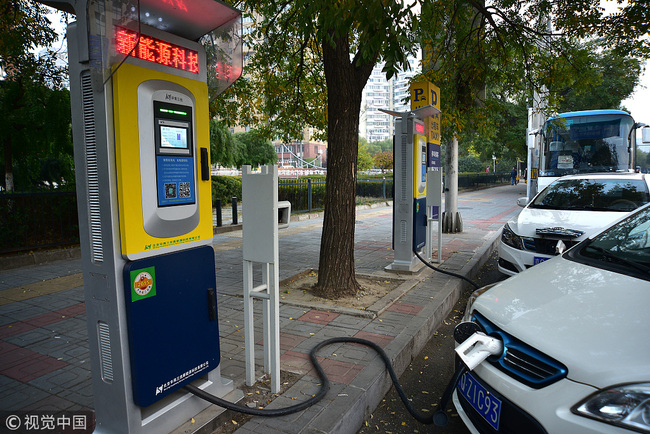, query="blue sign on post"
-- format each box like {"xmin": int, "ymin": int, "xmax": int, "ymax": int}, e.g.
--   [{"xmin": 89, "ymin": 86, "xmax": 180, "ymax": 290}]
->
[
  {"xmin": 156, "ymin": 155, "xmax": 196, "ymax": 207},
  {"xmin": 428, "ymin": 143, "xmax": 441, "ymax": 169}
]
